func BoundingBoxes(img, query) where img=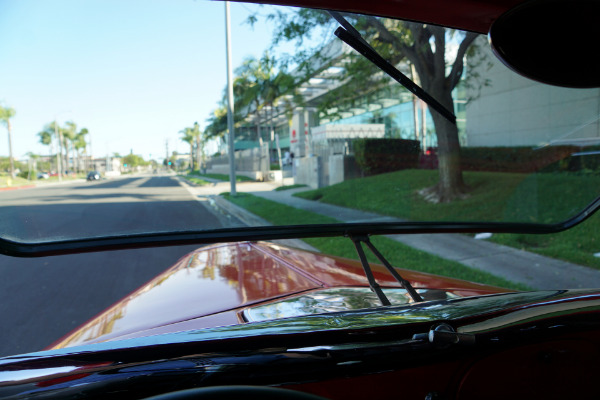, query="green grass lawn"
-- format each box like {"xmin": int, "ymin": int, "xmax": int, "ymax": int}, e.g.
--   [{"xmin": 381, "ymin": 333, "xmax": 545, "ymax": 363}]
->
[
  {"xmin": 222, "ymin": 192, "xmax": 529, "ymax": 291},
  {"xmin": 0, "ymin": 174, "xmax": 84, "ymax": 188},
  {"xmin": 0, "ymin": 175, "xmax": 31, "ymax": 188},
  {"xmin": 294, "ymin": 169, "xmax": 600, "ymax": 269},
  {"xmin": 490, "ymin": 212, "xmax": 600, "ymax": 269},
  {"xmin": 180, "ymin": 174, "xmax": 211, "ymax": 186},
  {"xmin": 188, "ymin": 171, "xmax": 254, "ymax": 182}
]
